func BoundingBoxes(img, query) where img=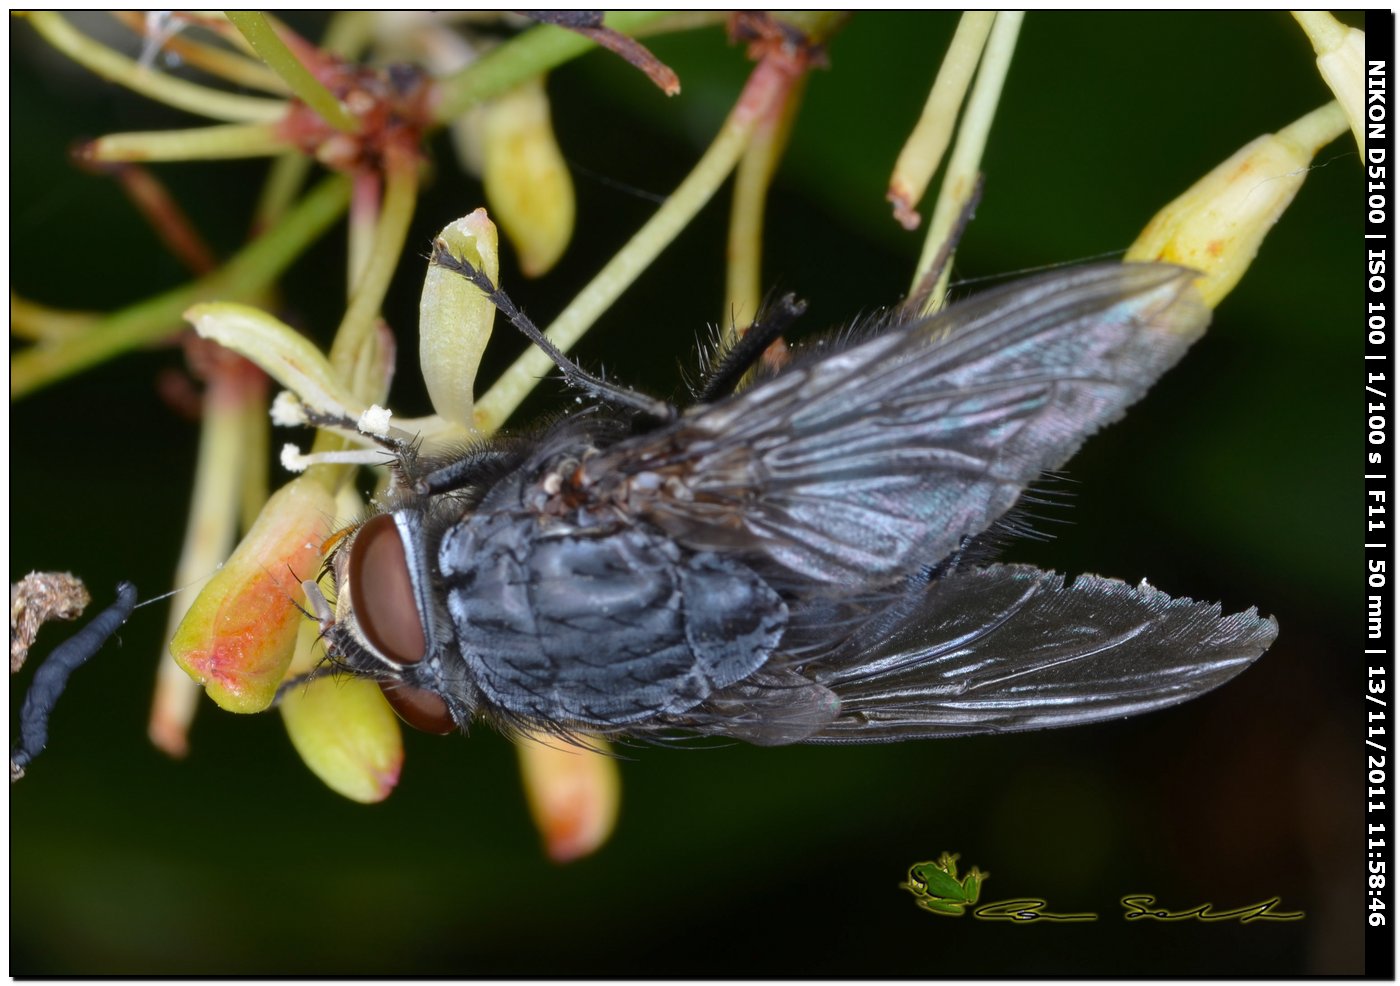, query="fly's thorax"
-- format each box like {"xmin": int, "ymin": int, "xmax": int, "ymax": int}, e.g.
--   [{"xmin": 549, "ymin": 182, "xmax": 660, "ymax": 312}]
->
[{"xmin": 435, "ymin": 504, "xmax": 789, "ymax": 728}]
